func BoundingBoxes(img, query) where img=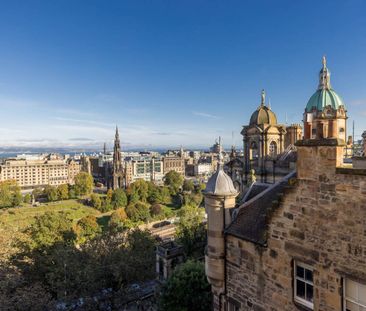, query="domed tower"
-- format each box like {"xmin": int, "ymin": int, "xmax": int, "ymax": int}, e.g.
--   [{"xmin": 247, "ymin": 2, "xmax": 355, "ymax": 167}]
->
[
  {"xmin": 303, "ymin": 56, "xmax": 347, "ymax": 141},
  {"xmin": 204, "ymin": 150, "xmax": 238, "ymax": 307},
  {"xmin": 241, "ymin": 90, "xmax": 286, "ymax": 183}
]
